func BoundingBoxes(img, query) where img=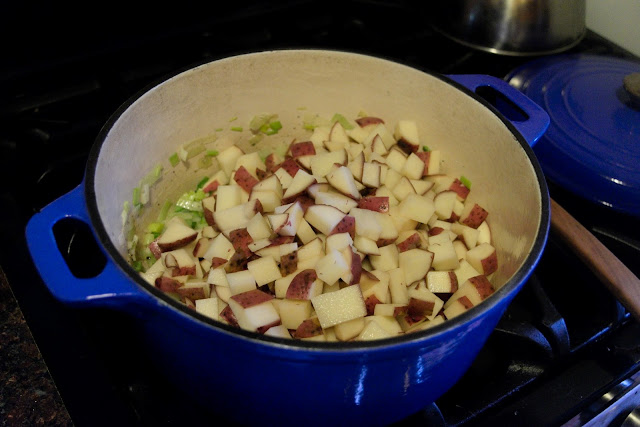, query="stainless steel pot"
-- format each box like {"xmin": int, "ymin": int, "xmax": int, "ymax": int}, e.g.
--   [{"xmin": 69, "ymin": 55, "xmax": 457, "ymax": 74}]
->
[{"xmin": 430, "ymin": 0, "xmax": 586, "ymax": 56}]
